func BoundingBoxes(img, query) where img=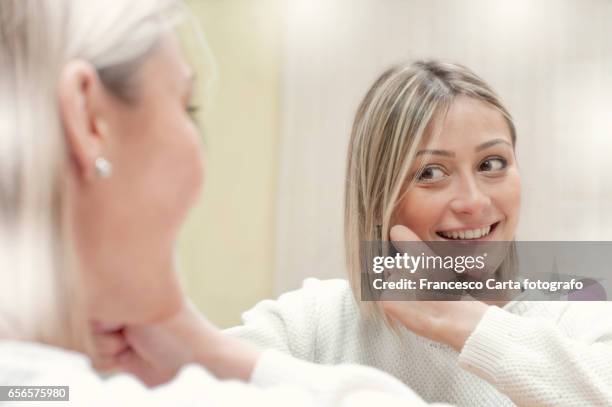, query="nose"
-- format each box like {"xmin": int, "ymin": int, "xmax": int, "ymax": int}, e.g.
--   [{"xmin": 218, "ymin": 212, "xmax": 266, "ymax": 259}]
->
[{"xmin": 449, "ymin": 174, "xmax": 490, "ymax": 215}]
